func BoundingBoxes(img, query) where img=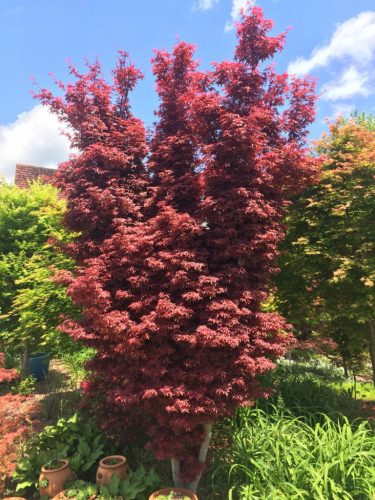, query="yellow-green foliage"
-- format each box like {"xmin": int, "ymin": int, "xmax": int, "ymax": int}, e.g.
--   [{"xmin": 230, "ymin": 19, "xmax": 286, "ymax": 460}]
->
[
  {"xmin": 275, "ymin": 117, "xmax": 375, "ymax": 367},
  {"xmin": 0, "ymin": 180, "xmax": 79, "ymax": 354}
]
